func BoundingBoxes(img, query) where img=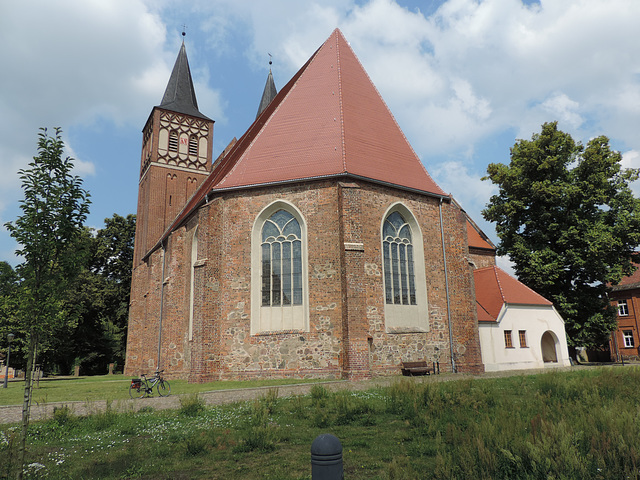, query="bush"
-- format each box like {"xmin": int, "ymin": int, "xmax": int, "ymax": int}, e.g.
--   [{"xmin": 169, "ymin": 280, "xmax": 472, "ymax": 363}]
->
[{"xmin": 179, "ymin": 394, "xmax": 206, "ymax": 417}]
